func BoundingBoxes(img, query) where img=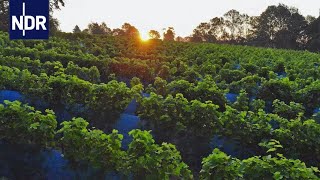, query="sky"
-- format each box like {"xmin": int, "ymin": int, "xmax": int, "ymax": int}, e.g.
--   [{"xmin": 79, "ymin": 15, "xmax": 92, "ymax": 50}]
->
[{"xmin": 53, "ymin": 0, "xmax": 320, "ymax": 37}]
